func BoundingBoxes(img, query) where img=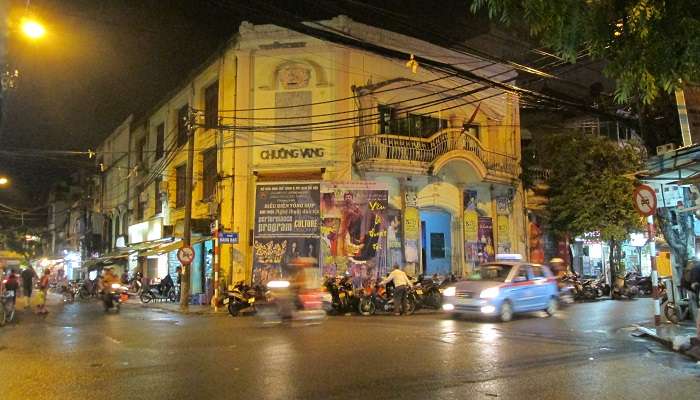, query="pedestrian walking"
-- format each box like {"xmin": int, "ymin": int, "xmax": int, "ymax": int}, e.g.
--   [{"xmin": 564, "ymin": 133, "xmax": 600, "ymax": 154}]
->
[
  {"xmin": 380, "ymin": 264, "xmax": 412, "ymax": 316},
  {"xmin": 37, "ymin": 268, "xmax": 50, "ymax": 315},
  {"xmin": 21, "ymin": 266, "xmax": 37, "ymax": 310}
]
